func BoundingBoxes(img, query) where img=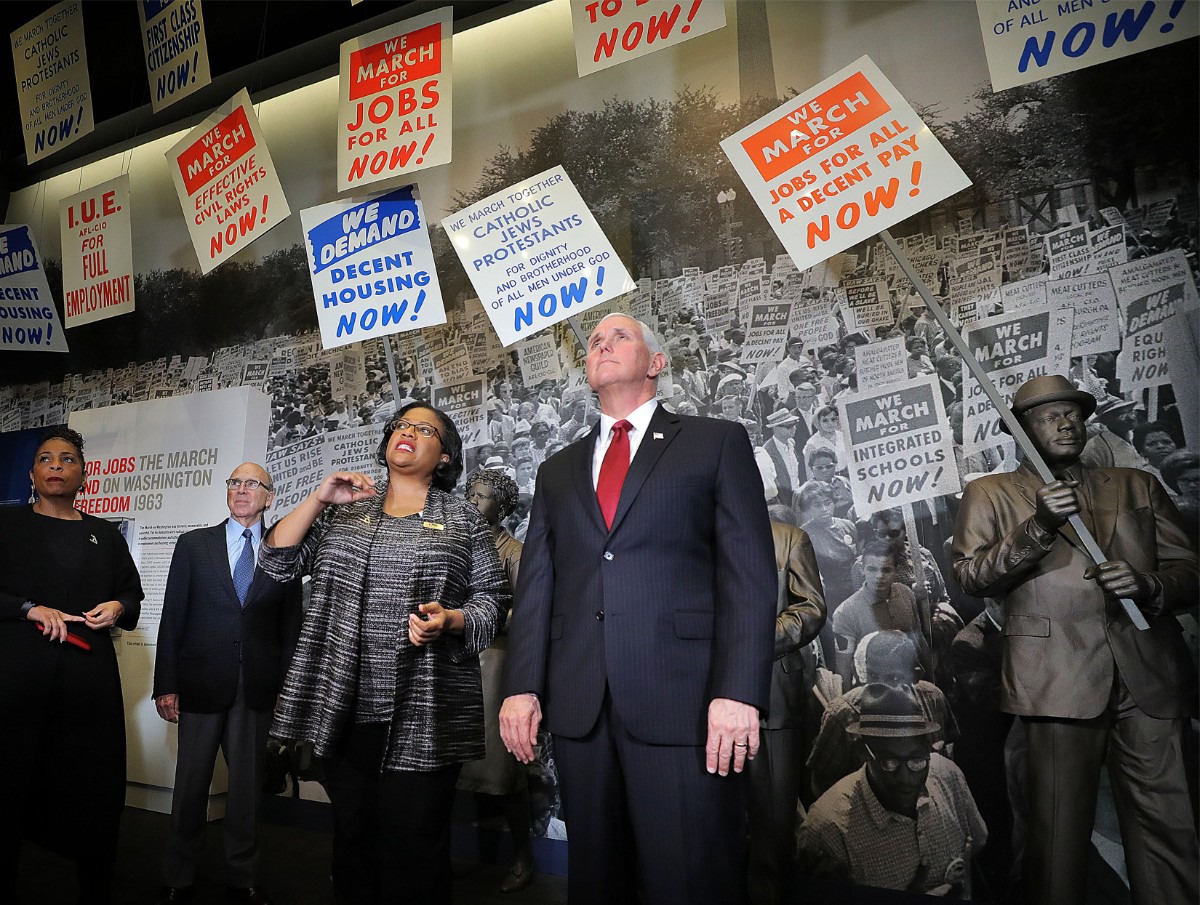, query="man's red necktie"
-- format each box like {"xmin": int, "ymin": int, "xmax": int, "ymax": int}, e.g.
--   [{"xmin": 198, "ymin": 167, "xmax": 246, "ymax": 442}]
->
[{"xmin": 596, "ymin": 420, "xmax": 632, "ymax": 529}]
